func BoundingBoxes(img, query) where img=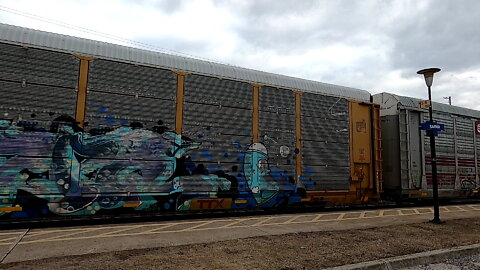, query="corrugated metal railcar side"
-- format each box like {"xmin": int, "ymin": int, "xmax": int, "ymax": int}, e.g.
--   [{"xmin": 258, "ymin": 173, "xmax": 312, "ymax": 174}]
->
[
  {"xmin": 0, "ymin": 25, "xmax": 381, "ymax": 219},
  {"xmin": 374, "ymin": 92, "xmax": 480, "ymax": 201}
]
